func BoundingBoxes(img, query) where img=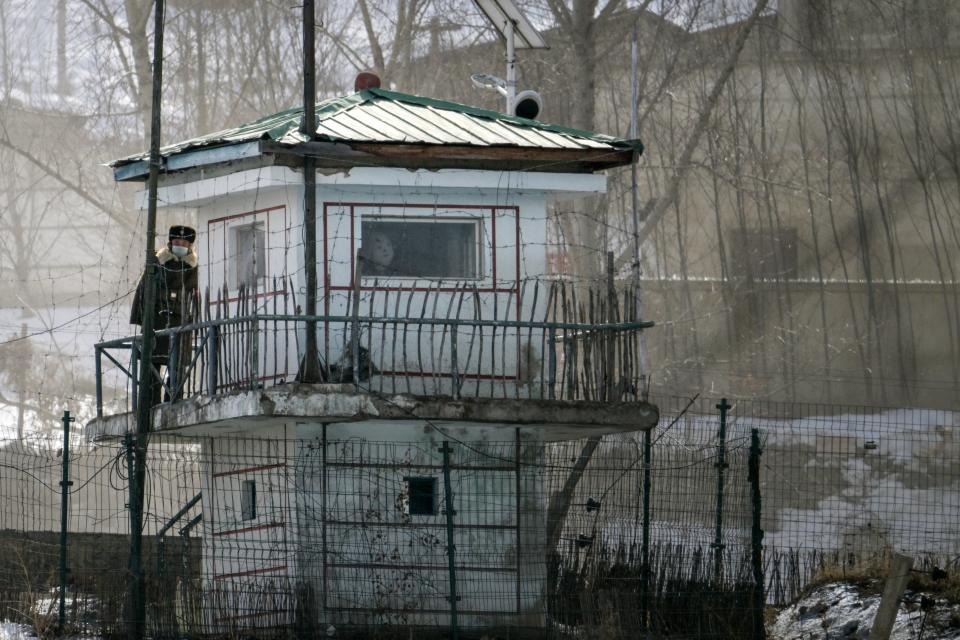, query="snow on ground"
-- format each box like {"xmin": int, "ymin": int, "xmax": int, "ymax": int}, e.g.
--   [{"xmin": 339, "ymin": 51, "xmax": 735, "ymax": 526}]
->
[
  {"xmin": 0, "ymin": 302, "xmax": 132, "ymax": 440},
  {"xmin": 771, "ymin": 582, "xmax": 960, "ymax": 640},
  {"xmin": 0, "ymin": 622, "xmax": 35, "ymax": 640}
]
